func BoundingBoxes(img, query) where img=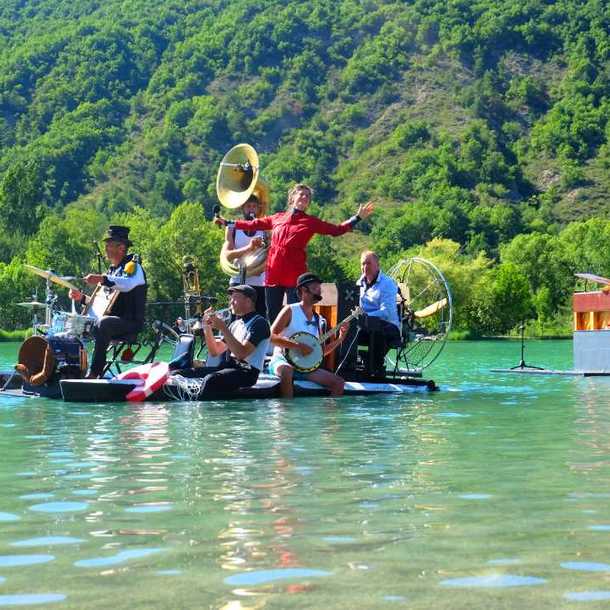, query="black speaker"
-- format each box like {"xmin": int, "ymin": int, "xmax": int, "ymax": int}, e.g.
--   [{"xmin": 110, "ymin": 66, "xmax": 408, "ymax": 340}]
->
[
  {"xmin": 336, "ymin": 281, "xmax": 360, "ymax": 371},
  {"xmin": 337, "ymin": 281, "xmax": 360, "ymax": 320}
]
